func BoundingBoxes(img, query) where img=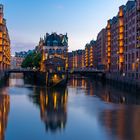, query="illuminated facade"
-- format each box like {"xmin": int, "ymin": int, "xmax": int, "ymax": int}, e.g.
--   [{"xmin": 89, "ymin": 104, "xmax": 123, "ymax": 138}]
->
[
  {"xmin": 67, "ymin": 0, "xmax": 140, "ymax": 80},
  {"xmin": 38, "ymin": 33, "xmax": 68, "ymax": 72},
  {"xmin": 0, "ymin": 4, "xmax": 10, "ymax": 71},
  {"xmin": 85, "ymin": 40, "xmax": 96, "ymax": 68},
  {"xmin": 68, "ymin": 50, "xmax": 85, "ymax": 70},
  {"xmin": 82, "ymin": 50, "xmax": 85, "ymax": 68},
  {"xmin": 72, "ymin": 51, "xmax": 77, "ymax": 69},
  {"xmin": 68, "ymin": 40, "xmax": 96, "ymax": 70},
  {"xmin": 85, "ymin": 44, "xmax": 90, "ymax": 67},
  {"xmin": 105, "ymin": 1, "xmax": 140, "ymax": 79}
]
